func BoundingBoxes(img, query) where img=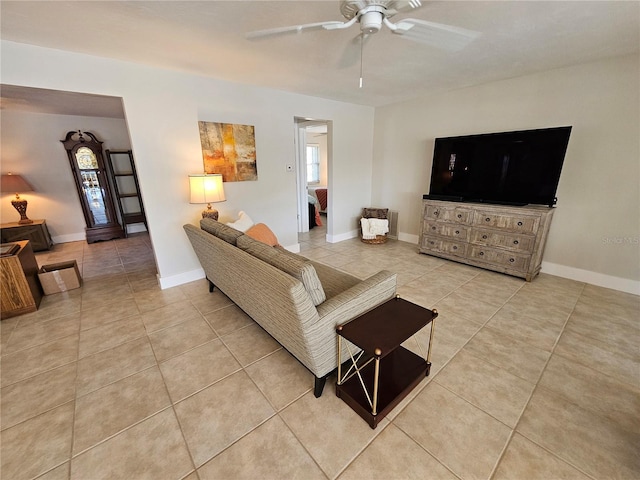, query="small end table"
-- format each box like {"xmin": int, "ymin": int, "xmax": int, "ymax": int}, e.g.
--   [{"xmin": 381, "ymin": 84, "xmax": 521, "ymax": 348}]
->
[{"xmin": 336, "ymin": 296, "xmax": 437, "ymax": 428}]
